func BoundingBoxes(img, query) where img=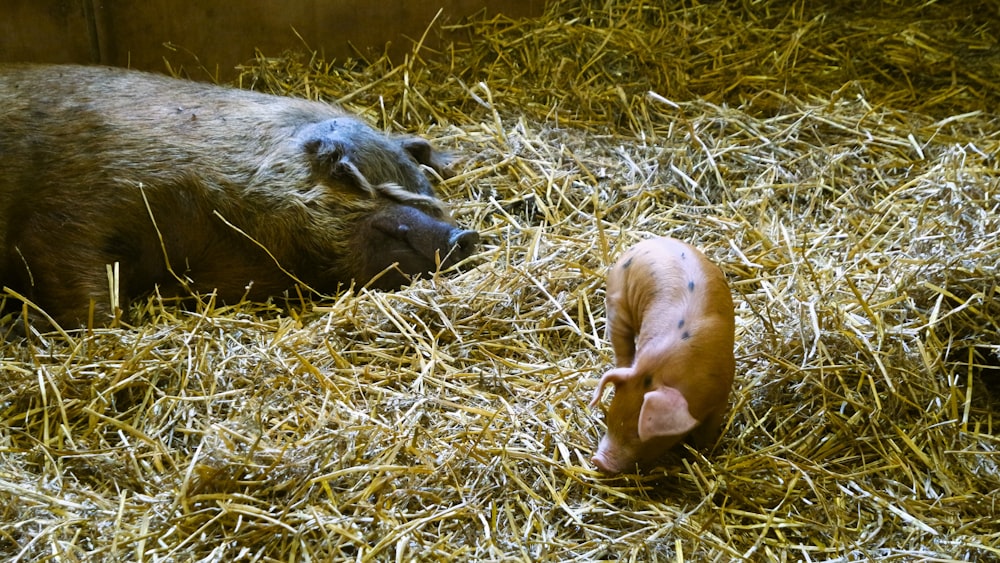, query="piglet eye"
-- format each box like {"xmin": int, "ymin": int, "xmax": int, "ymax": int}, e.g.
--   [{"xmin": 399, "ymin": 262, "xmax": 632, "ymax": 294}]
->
[{"xmin": 642, "ymin": 375, "xmax": 652, "ymax": 388}]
